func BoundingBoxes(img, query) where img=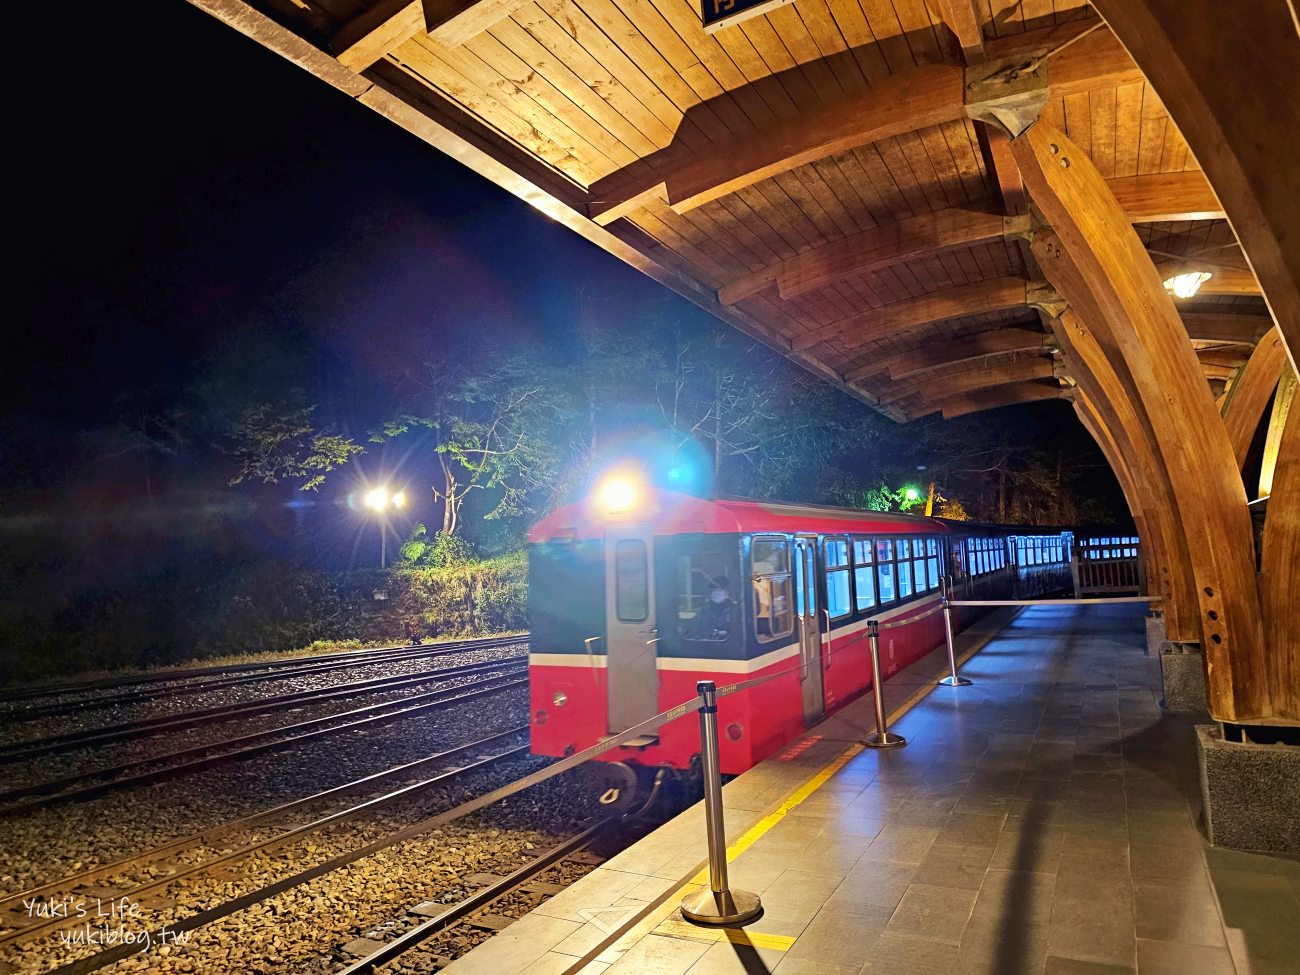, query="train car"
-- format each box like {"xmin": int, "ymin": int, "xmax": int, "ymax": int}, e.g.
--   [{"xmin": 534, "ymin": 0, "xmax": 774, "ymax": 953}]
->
[{"xmin": 527, "ymin": 479, "xmax": 1073, "ymax": 787}]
